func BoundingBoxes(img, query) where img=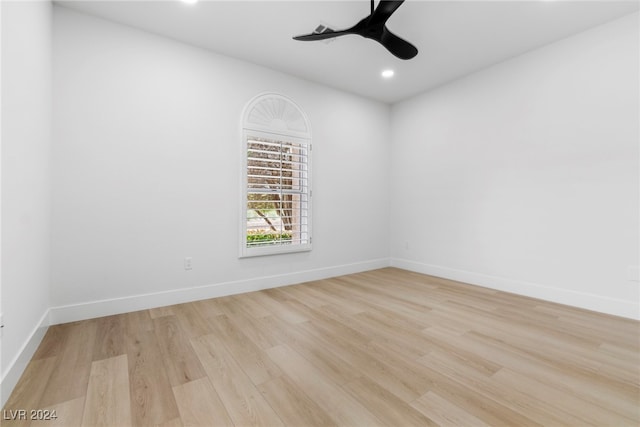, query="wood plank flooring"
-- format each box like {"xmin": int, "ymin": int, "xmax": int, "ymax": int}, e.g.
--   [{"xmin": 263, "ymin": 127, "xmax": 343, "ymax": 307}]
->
[{"xmin": 3, "ymin": 268, "xmax": 639, "ymax": 426}]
